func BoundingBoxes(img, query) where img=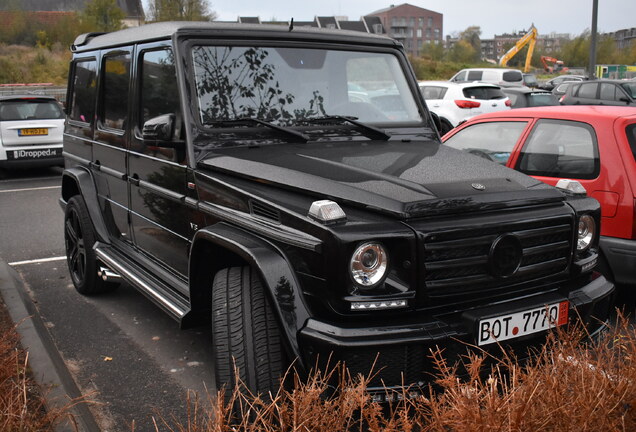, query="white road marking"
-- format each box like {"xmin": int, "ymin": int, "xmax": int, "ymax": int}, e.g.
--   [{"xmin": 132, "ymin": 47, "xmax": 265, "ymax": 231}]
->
[
  {"xmin": 0, "ymin": 185, "xmax": 61, "ymax": 193},
  {"xmin": 9, "ymin": 256, "xmax": 66, "ymax": 266}
]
